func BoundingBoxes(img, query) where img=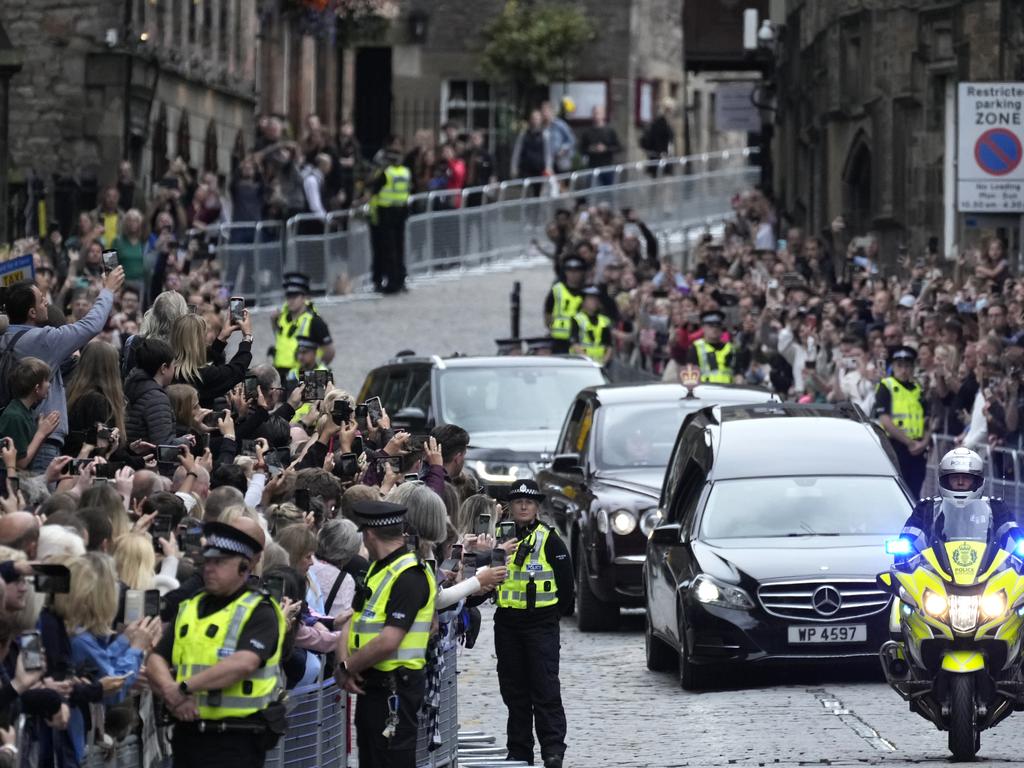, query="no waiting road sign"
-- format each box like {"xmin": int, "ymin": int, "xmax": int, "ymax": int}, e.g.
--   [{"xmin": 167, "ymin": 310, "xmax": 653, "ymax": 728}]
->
[{"xmin": 958, "ymin": 82, "xmax": 1024, "ymax": 212}]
